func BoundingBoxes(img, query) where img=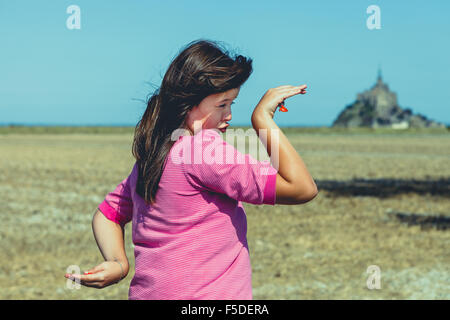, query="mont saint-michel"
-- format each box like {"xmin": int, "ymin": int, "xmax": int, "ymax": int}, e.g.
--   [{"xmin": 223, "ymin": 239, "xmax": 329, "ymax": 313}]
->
[{"xmin": 332, "ymin": 71, "xmax": 446, "ymax": 129}]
